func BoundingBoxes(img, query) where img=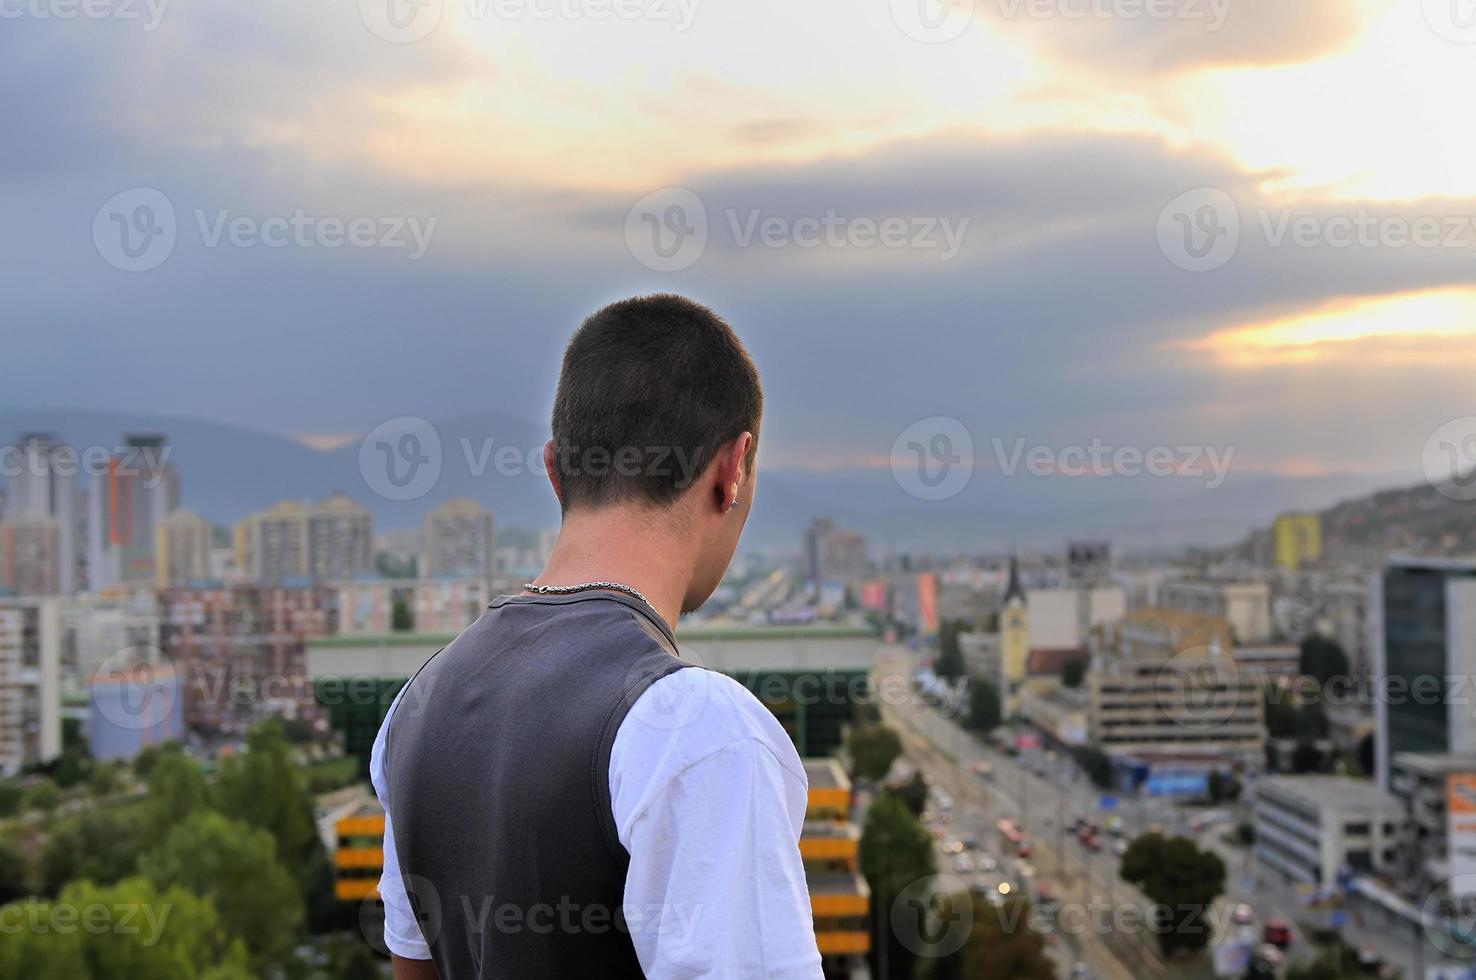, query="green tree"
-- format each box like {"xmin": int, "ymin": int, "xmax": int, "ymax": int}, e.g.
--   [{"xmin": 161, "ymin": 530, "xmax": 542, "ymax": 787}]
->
[
  {"xmin": 846, "ymin": 724, "xmax": 904, "ymax": 783},
  {"xmin": 965, "ymin": 675, "xmax": 1001, "ymax": 734},
  {"xmin": 391, "ymin": 597, "xmax": 414, "ymax": 631},
  {"xmin": 26, "ymin": 778, "xmax": 60, "ymax": 814},
  {"xmin": 1119, "ymin": 833, "xmax": 1226, "ymax": 955},
  {"xmin": 88, "ymin": 761, "xmax": 123, "ymax": 798},
  {"xmin": 145, "ymin": 751, "xmax": 210, "ymax": 833},
  {"xmin": 40, "ymin": 807, "xmax": 148, "ymax": 895},
  {"xmin": 934, "ymin": 620, "xmax": 968, "ymax": 681},
  {"xmin": 140, "ymin": 810, "xmax": 303, "ymax": 971},
  {"xmin": 860, "ymin": 792, "xmax": 936, "ymax": 980},
  {"xmin": 1356, "ymin": 732, "xmax": 1375, "ymax": 776},
  {"xmin": 1207, "ymin": 770, "xmax": 1242, "ymax": 803},
  {"xmin": 1061, "ymin": 657, "xmax": 1085, "ymax": 689},
  {"xmin": 0, "ymin": 837, "xmax": 29, "ymax": 905},
  {"xmin": 890, "ymin": 772, "xmax": 930, "ymax": 818},
  {"xmin": 1298, "ymin": 634, "xmax": 1349, "ymax": 688},
  {"xmin": 1073, "ymin": 745, "xmax": 1114, "ymax": 789},
  {"xmin": 1263, "ymin": 685, "xmax": 1299, "ymax": 739},
  {"xmin": 932, "ymin": 895, "xmax": 1055, "ymax": 980},
  {"xmin": 1297, "ymin": 699, "xmax": 1330, "ymax": 739},
  {"xmin": 0, "ymin": 898, "xmax": 88, "ymax": 979},
  {"xmin": 213, "ymin": 722, "xmax": 317, "ymax": 870},
  {"xmin": 0, "ymin": 782, "xmax": 24, "ymax": 817},
  {"xmin": 63, "ymin": 877, "xmax": 251, "ymax": 980}
]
